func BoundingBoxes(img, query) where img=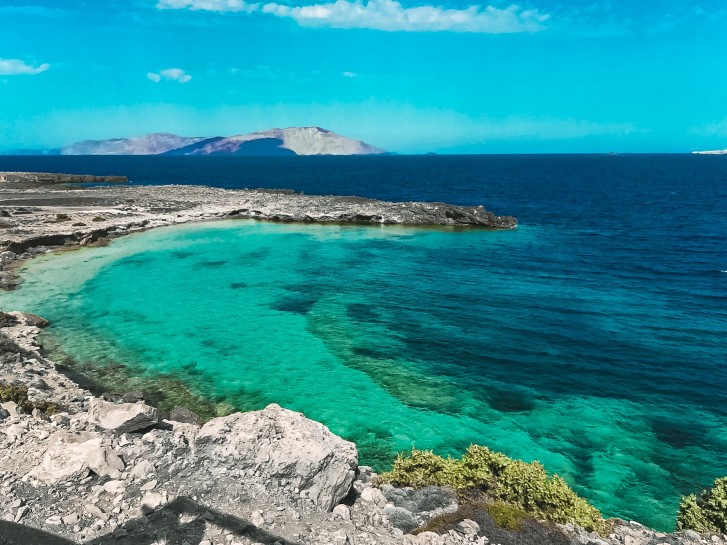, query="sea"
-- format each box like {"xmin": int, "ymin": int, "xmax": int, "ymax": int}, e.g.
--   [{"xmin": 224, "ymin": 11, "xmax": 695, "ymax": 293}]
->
[{"xmin": 0, "ymin": 154, "xmax": 725, "ymax": 530}]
